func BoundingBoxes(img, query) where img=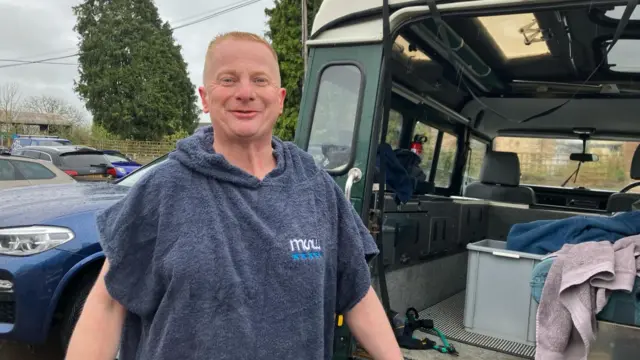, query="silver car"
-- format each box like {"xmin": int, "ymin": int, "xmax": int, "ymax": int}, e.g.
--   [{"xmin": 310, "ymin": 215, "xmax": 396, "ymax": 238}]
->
[{"xmin": 0, "ymin": 154, "xmax": 76, "ymax": 190}]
